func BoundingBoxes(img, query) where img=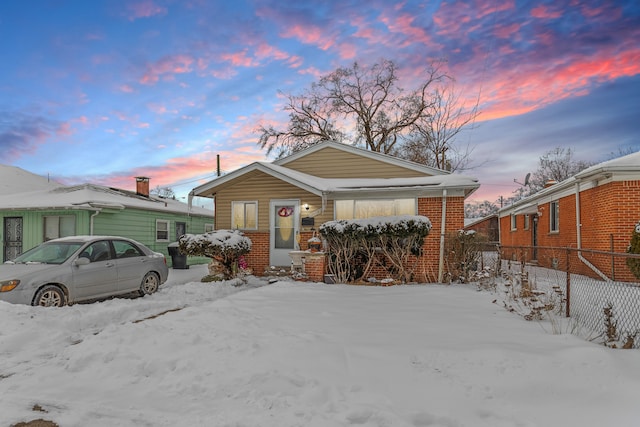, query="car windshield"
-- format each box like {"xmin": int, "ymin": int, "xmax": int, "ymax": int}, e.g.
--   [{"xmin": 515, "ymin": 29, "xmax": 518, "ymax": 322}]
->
[{"xmin": 12, "ymin": 242, "xmax": 85, "ymax": 265}]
